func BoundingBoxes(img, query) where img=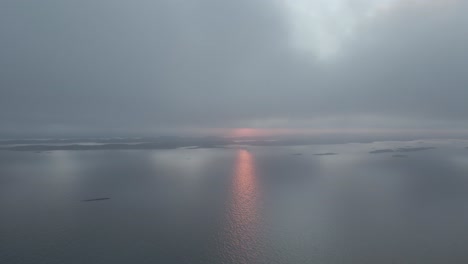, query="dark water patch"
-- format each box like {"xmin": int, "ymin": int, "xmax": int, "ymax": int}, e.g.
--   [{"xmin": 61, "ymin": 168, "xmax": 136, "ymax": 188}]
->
[
  {"xmin": 396, "ymin": 147, "xmax": 435, "ymax": 152},
  {"xmin": 392, "ymin": 154, "xmax": 408, "ymax": 158},
  {"xmin": 314, "ymin": 153, "xmax": 337, "ymax": 156},
  {"xmin": 81, "ymin": 198, "xmax": 110, "ymax": 202},
  {"xmin": 370, "ymin": 149, "xmax": 395, "ymax": 154}
]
